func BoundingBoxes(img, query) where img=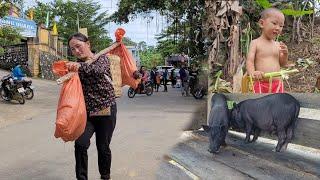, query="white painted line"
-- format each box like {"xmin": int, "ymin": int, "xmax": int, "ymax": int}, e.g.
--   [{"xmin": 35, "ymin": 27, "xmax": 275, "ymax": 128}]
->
[
  {"xmin": 168, "ymin": 159, "xmax": 200, "ymax": 180},
  {"xmin": 299, "ymin": 108, "xmax": 320, "ymax": 121},
  {"xmin": 228, "ymin": 130, "xmax": 320, "ymax": 156}
]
